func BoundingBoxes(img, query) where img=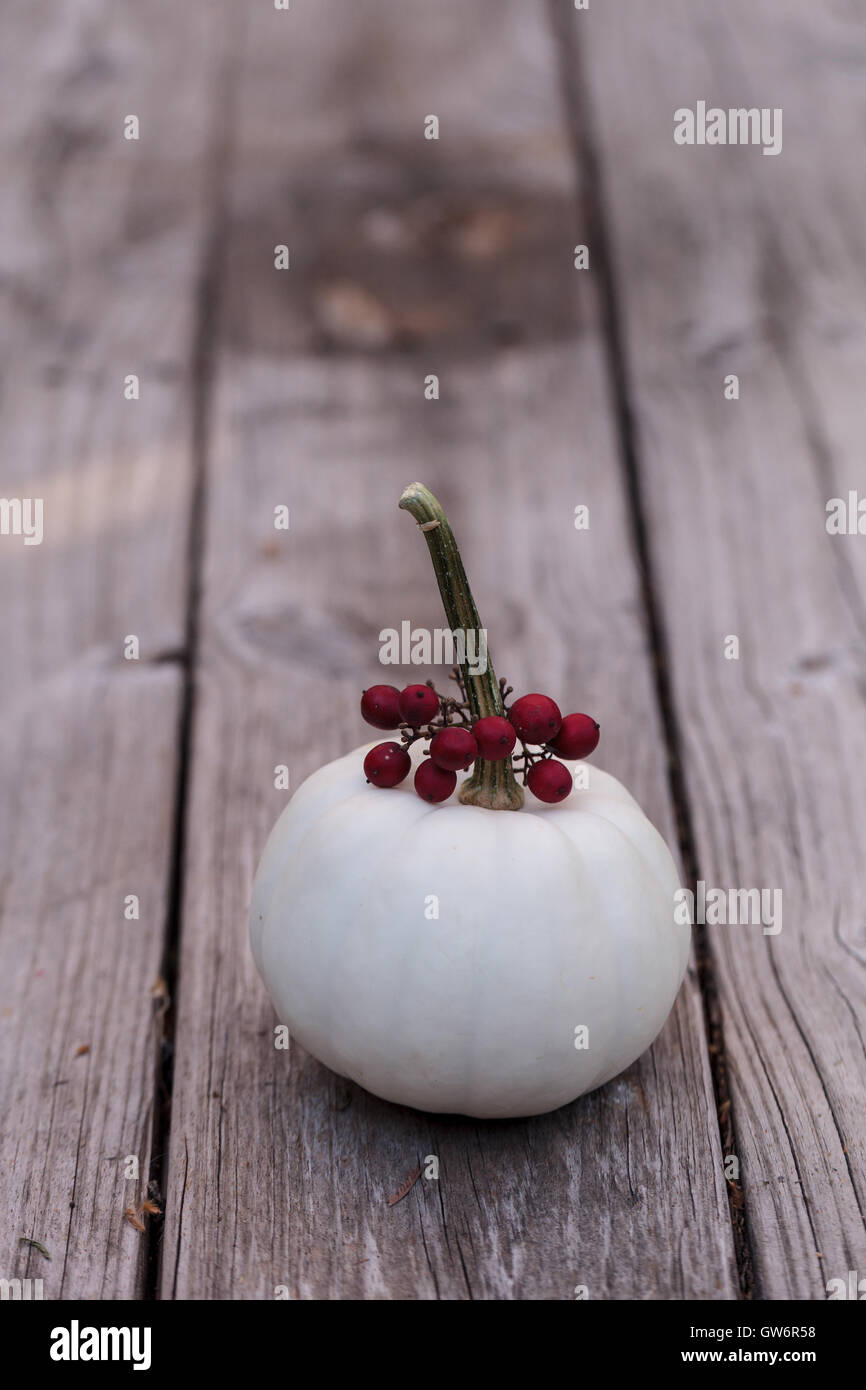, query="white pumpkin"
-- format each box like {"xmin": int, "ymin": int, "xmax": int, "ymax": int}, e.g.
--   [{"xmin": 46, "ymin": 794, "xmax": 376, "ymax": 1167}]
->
[{"xmin": 250, "ymin": 737, "xmax": 688, "ymax": 1119}]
